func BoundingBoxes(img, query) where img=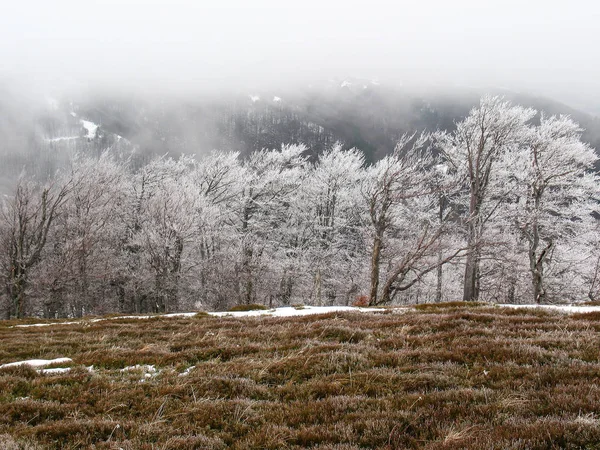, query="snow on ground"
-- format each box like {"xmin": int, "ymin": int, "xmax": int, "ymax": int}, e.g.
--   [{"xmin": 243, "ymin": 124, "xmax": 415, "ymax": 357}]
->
[
  {"xmin": 340, "ymin": 80, "xmax": 352, "ymax": 88},
  {"xmin": 0, "ymin": 358, "xmax": 72, "ymax": 369},
  {"xmin": 210, "ymin": 305, "xmax": 373, "ymax": 318},
  {"xmin": 10, "ymin": 304, "xmax": 600, "ymax": 329},
  {"xmin": 121, "ymin": 364, "xmax": 159, "ymax": 382},
  {"xmin": 70, "ymin": 111, "xmax": 77, "ymax": 117},
  {"xmin": 38, "ymin": 367, "xmax": 71, "ymax": 375},
  {"xmin": 179, "ymin": 365, "xmax": 195, "ymax": 377},
  {"xmin": 498, "ymin": 304, "xmax": 600, "ymax": 313},
  {"xmin": 273, "ymin": 96, "xmax": 282, "ymax": 102},
  {"xmin": 45, "ymin": 136, "xmax": 79, "ymax": 142},
  {"xmin": 80, "ymin": 119, "xmax": 98, "ymax": 139},
  {"xmin": 249, "ymin": 95, "xmax": 260, "ymax": 103},
  {"xmin": 13, "ymin": 312, "xmax": 198, "ymax": 328}
]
